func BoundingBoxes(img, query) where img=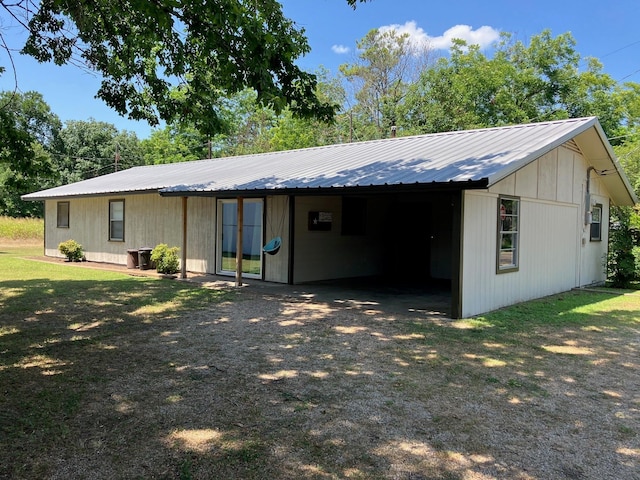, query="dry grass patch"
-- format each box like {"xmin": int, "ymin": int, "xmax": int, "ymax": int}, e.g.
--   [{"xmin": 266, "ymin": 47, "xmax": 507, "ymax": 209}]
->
[{"xmin": 1, "ymin": 249, "xmax": 639, "ymax": 479}]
